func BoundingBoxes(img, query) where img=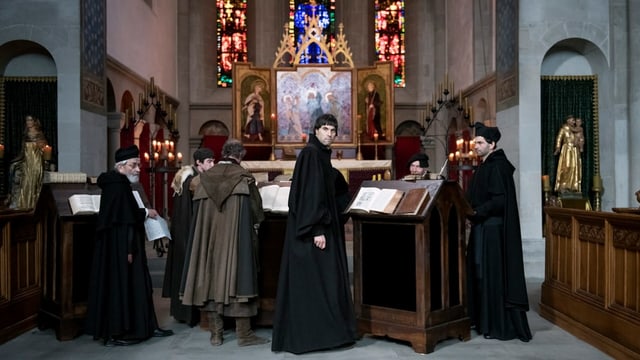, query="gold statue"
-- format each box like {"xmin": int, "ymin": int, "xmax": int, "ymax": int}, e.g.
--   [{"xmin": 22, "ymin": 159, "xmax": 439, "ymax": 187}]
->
[
  {"xmin": 5, "ymin": 115, "xmax": 48, "ymax": 209},
  {"xmin": 553, "ymin": 115, "xmax": 581, "ymax": 193}
]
